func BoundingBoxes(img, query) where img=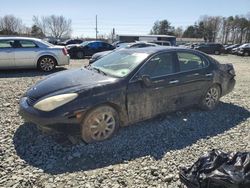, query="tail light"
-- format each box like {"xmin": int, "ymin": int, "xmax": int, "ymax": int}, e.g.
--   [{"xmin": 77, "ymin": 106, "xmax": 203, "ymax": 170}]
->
[{"xmin": 62, "ymin": 47, "xmax": 68, "ymax": 55}]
